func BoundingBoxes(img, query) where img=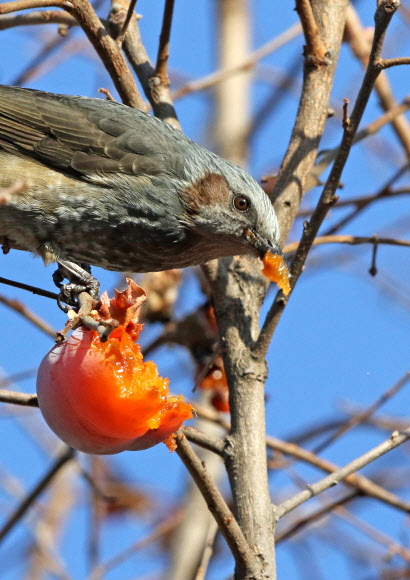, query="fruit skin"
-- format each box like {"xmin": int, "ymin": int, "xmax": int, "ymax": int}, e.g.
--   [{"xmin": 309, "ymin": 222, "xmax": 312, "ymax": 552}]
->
[{"xmin": 36, "ymin": 326, "xmax": 192, "ymax": 455}]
